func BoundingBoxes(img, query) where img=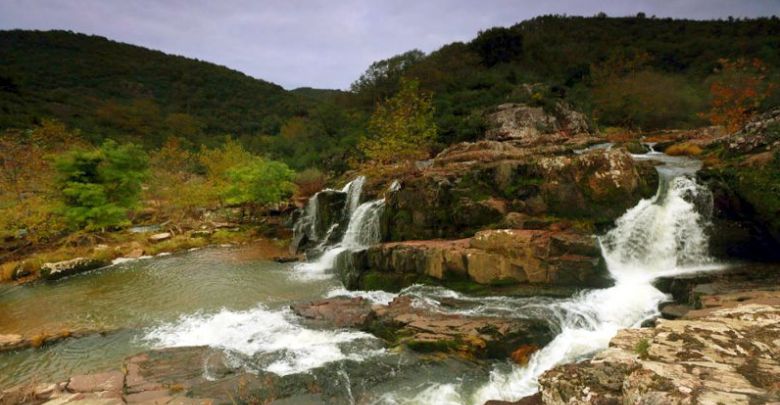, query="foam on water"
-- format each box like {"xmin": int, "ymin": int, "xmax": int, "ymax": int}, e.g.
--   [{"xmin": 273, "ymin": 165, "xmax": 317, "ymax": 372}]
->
[{"xmin": 144, "ymin": 305, "xmax": 382, "ymax": 376}]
